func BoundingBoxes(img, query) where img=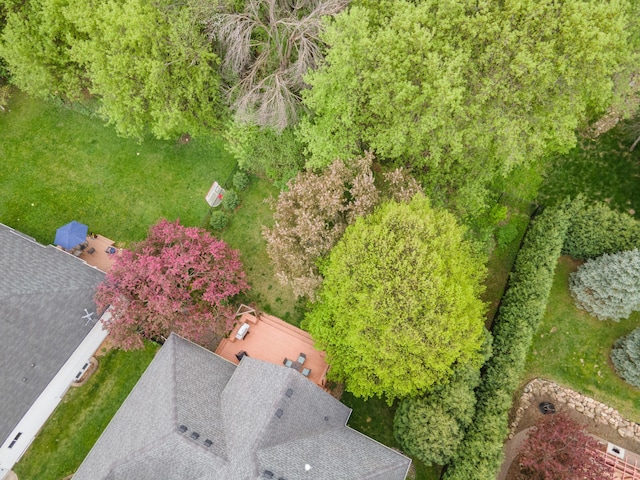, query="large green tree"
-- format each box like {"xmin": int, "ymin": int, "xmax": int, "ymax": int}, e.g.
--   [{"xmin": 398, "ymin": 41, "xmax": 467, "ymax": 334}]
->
[
  {"xmin": 67, "ymin": 0, "xmax": 224, "ymax": 139},
  {"xmin": 306, "ymin": 196, "xmax": 487, "ymax": 402},
  {"xmin": 300, "ymin": 0, "xmax": 635, "ymax": 199}
]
